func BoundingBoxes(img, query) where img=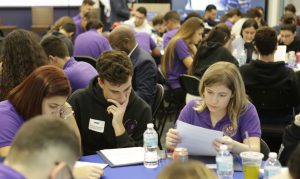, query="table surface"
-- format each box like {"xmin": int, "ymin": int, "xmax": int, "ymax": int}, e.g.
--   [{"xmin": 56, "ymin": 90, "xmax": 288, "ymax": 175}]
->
[{"xmin": 80, "ymin": 154, "xmax": 246, "ymax": 179}]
